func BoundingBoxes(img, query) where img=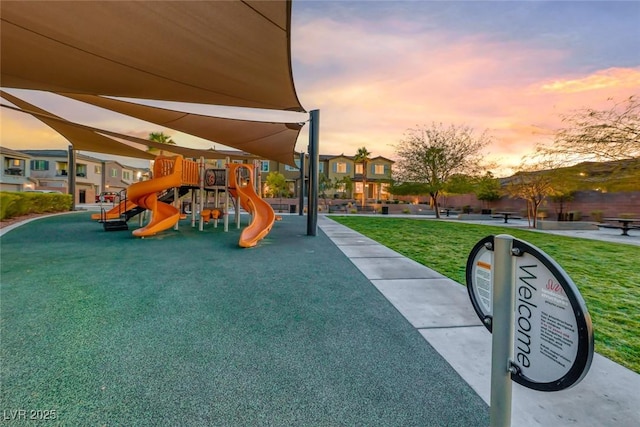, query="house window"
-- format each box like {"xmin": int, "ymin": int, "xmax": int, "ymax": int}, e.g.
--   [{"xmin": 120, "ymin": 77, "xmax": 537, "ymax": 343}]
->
[
  {"xmin": 261, "ymin": 161, "xmax": 270, "ymax": 172},
  {"xmin": 111, "ymin": 168, "xmax": 118, "ymax": 177},
  {"xmin": 336, "ymin": 162, "xmax": 347, "ymax": 173},
  {"xmin": 374, "ymin": 164, "xmax": 385, "ymax": 174},
  {"xmin": 122, "ymin": 171, "xmax": 131, "ymax": 181},
  {"xmin": 76, "ymin": 164, "xmax": 87, "ymax": 178},
  {"xmin": 355, "ymin": 164, "xmax": 363, "ymax": 174},
  {"xmin": 31, "ymin": 160, "xmax": 49, "ymax": 171},
  {"xmin": 336, "ymin": 183, "xmax": 345, "ymax": 192},
  {"xmin": 381, "ymin": 183, "xmax": 389, "ymax": 195},
  {"xmin": 57, "ymin": 162, "xmax": 68, "ymax": 176},
  {"xmin": 285, "ymin": 159, "xmax": 300, "ymax": 171},
  {"xmin": 319, "ymin": 163, "xmax": 324, "ymax": 173},
  {"xmin": 95, "ymin": 165, "xmax": 102, "ymax": 174},
  {"xmin": 232, "ymin": 160, "xmax": 244, "ymax": 164},
  {"xmin": 355, "ymin": 182, "xmax": 364, "ymax": 193}
]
